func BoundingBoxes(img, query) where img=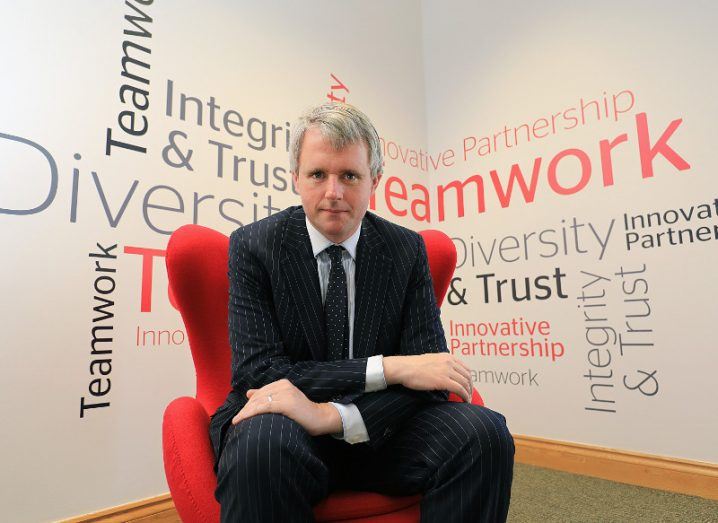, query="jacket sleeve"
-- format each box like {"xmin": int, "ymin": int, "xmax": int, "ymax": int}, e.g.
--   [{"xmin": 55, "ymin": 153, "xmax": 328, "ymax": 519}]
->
[
  {"xmin": 348, "ymin": 233, "xmax": 450, "ymax": 451},
  {"xmin": 228, "ymin": 228, "xmax": 368, "ymax": 402}
]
